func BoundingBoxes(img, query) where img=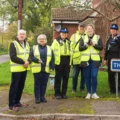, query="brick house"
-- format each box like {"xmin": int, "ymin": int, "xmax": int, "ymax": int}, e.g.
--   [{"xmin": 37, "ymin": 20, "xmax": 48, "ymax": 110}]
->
[
  {"xmin": 51, "ymin": 0, "xmax": 120, "ymax": 57},
  {"xmin": 51, "ymin": 8, "xmax": 94, "ymax": 39}
]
